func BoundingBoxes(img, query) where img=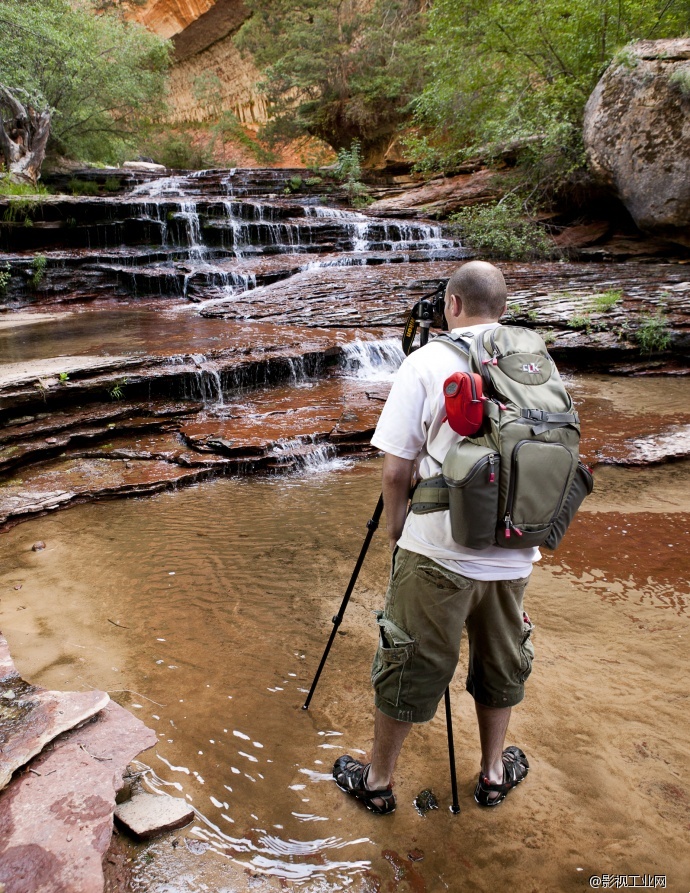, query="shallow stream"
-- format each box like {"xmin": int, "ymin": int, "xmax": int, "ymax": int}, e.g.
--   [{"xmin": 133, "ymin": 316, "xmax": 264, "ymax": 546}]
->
[
  {"xmin": 2, "ymin": 370, "xmax": 689, "ymax": 889},
  {"xmin": 1, "ymin": 171, "xmax": 689, "ymax": 891}
]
